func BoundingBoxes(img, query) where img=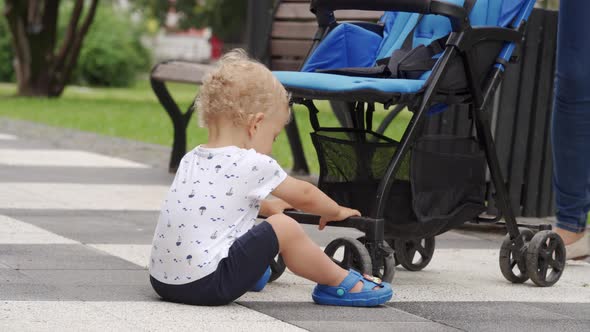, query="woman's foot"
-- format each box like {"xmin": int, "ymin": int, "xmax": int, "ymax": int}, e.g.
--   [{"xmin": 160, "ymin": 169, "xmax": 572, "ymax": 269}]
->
[
  {"xmin": 555, "ymin": 227, "xmax": 590, "ymax": 260},
  {"xmin": 555, "ymin": 227, "xmax": 584, "ymax": 245}
]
